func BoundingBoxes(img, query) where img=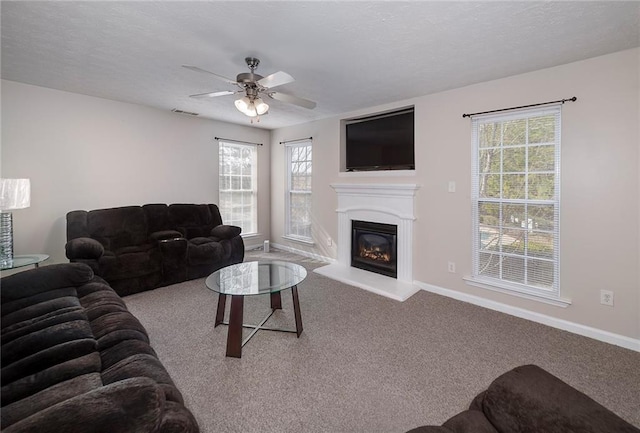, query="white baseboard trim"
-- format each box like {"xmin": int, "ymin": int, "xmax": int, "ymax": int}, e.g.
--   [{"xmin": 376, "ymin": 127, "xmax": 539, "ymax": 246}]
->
[
  {"xmin": 270, "ymin": 242, "xmax": 335, "ymax": 264},
  {"xmin": 244, "ymin": 243, "xmax": 265, "ymax": 251},
  {"xmin": 414, "ymin": 281, "xmax": 640, "ymax": 353}
]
